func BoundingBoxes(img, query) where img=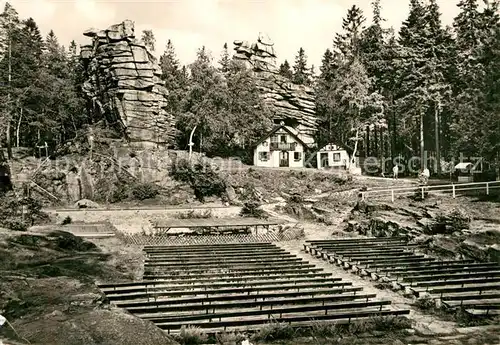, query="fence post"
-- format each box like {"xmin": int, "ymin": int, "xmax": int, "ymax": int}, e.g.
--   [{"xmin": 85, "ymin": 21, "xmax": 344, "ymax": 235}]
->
[
  {"xmin": 361, "ymin": 192, "xmax": 365, "ymax": 201},
  {"xmin": 391, "ymin": 189, "xmax": 395, "ymax": 203},
  {"xmin": 421, "ymin": 187, "xmax": 425, "ymax": 200},
  {"xmin": 486, "ymin": 182, "xmax": 489, "ymax": 195},
  {"xmin": 452, "ymin": 184, "xmax": 456, "ymax": 198}
]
